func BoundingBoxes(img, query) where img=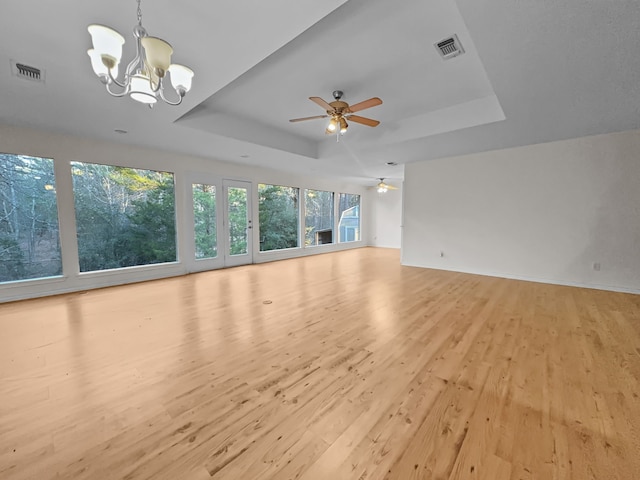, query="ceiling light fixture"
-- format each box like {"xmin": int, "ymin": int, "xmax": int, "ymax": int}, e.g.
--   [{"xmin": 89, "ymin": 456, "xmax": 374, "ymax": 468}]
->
[
  {"xmin": 325, "ymin": 115, "xmax": 347, "ymax": 140},
  {"xmin": 290, "ymin": 91, "xmax": 382, "ymax": 143},
  {"xmin": 87, "ymin": 0, "xmax": 194, "ymax": 108},
  {"xmin": 376, "ymin": 178, "xmax": 398, "ymax": 193}
]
